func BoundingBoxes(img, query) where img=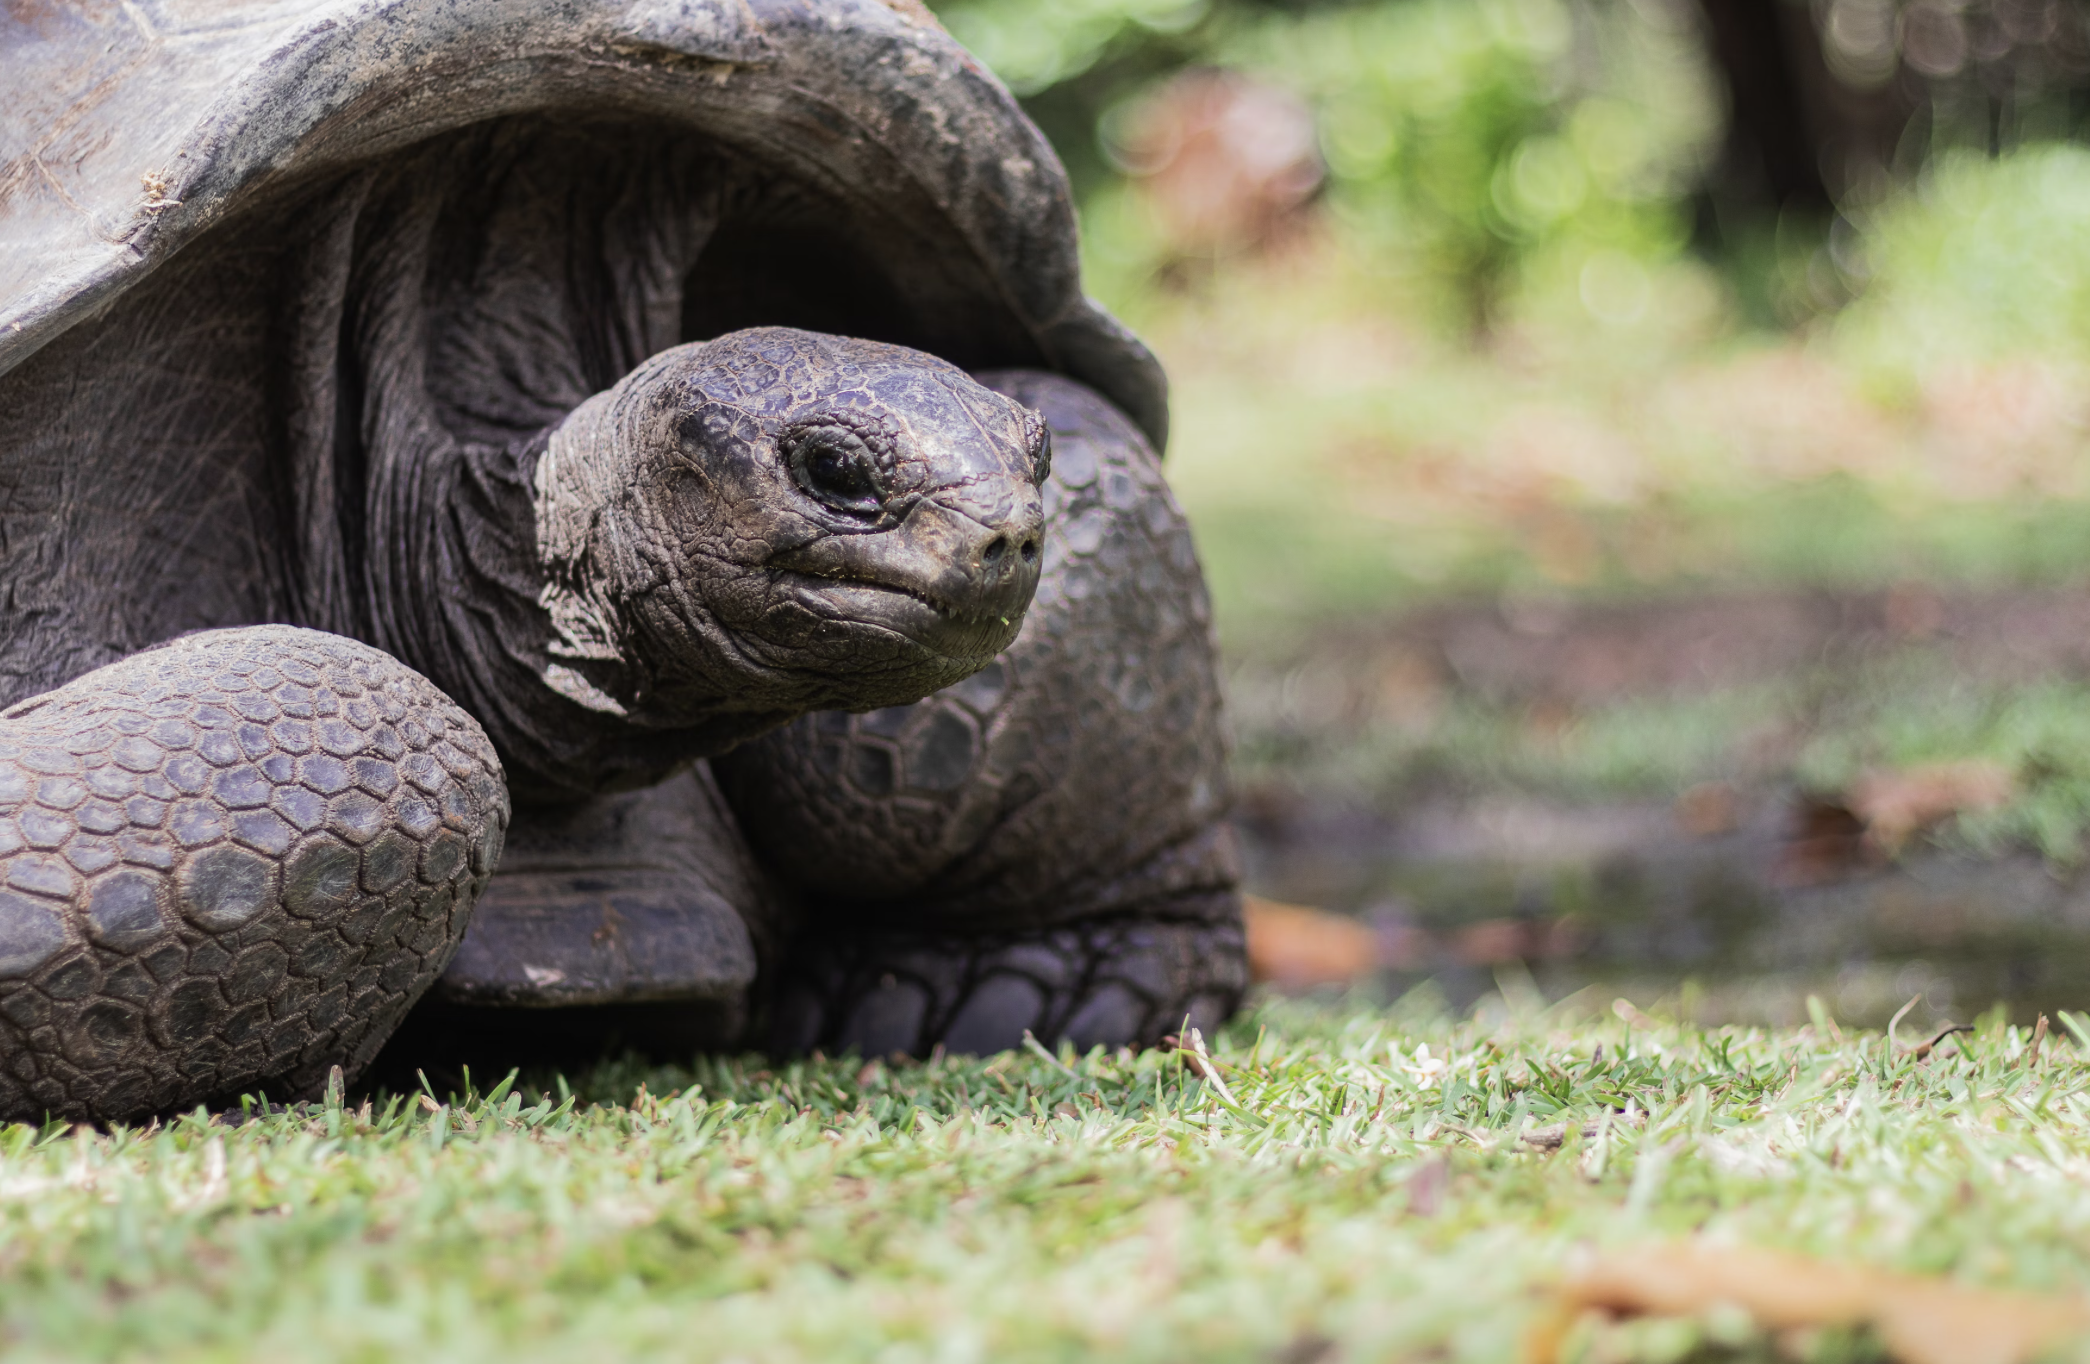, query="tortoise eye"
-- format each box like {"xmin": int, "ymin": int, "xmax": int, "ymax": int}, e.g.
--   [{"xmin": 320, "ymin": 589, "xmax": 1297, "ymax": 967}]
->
[{"xmin": 783, "ymin": 426, "xmax": 885, "ymax": 516}]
